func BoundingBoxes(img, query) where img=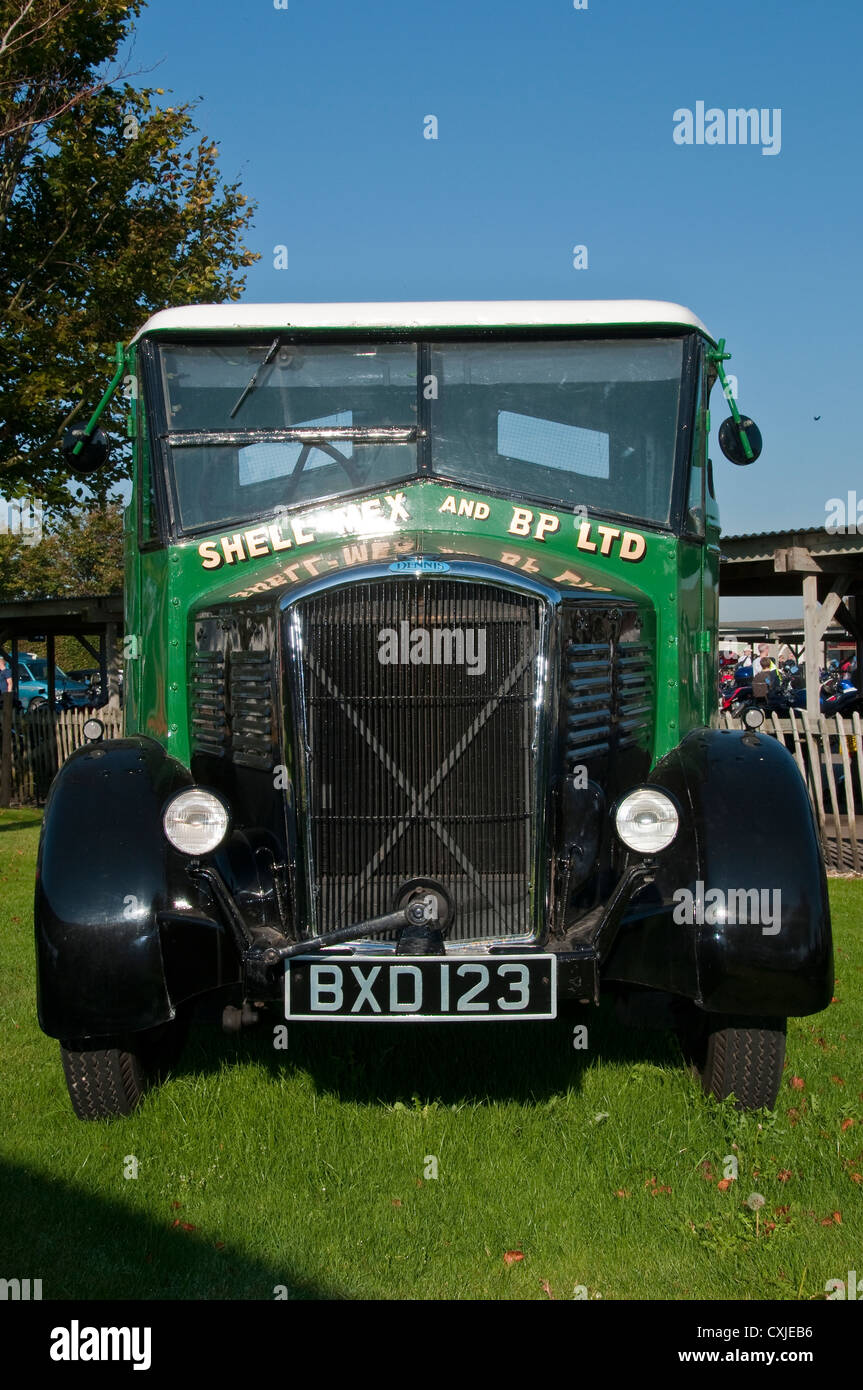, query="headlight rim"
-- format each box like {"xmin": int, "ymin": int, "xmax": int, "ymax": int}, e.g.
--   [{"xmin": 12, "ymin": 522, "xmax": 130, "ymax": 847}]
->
[
  {"xmin": 612, "ymin": 784, "xmax": 680, "ymax": 855},
  {"xmin": 162, "ymin": 785, "xmax": 232, "ymax": 858}
]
